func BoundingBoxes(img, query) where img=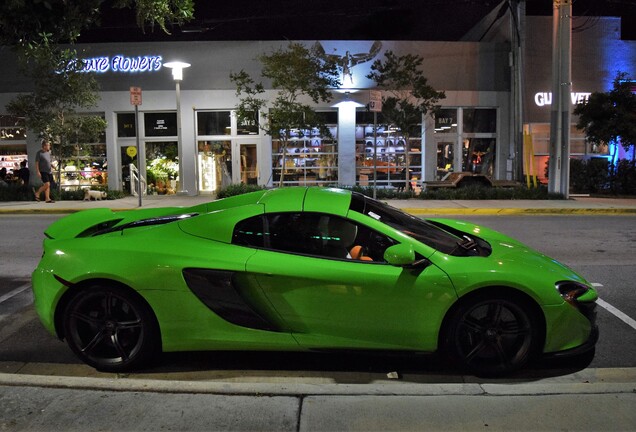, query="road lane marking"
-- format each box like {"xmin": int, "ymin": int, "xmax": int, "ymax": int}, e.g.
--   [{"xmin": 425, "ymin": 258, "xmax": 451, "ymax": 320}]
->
[
  {"xmin": 591, "ymin": 283, "xmax": 636, "ymax": 331},
  {"xmin": 0, "ymin": 283, "xmax": 30, "ymax": 304},
  {"xmin": 597, "ymin": 298, "xmax": 636, "ymax": 331}
]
